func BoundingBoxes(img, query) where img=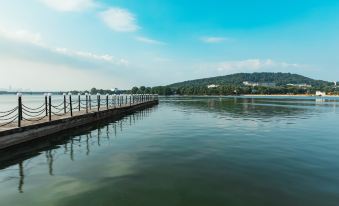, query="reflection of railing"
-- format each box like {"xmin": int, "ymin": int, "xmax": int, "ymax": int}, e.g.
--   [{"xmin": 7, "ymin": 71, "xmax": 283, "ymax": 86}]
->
[
  {"xmin": 4, "ymin": 107, "xmax": 155, "ymax": 193},
  {"xmin": 0, "ymin": 93, "xmax": 159, "ymax": 128}
]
